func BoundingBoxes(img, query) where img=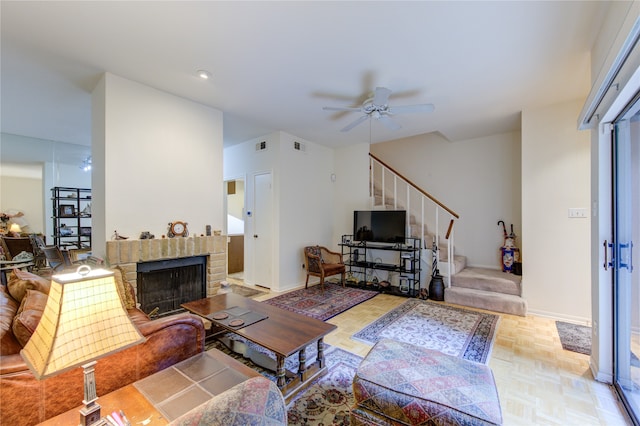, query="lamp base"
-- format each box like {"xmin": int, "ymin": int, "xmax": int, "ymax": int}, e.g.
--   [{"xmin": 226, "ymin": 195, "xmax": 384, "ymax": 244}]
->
[
  {"xmin": 80, "ymin": 360, "xmax": 106, "ymax": 426},
  {"xmin": 80, "ymin": 401, "xmax": 105, "ymax": 426}
]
